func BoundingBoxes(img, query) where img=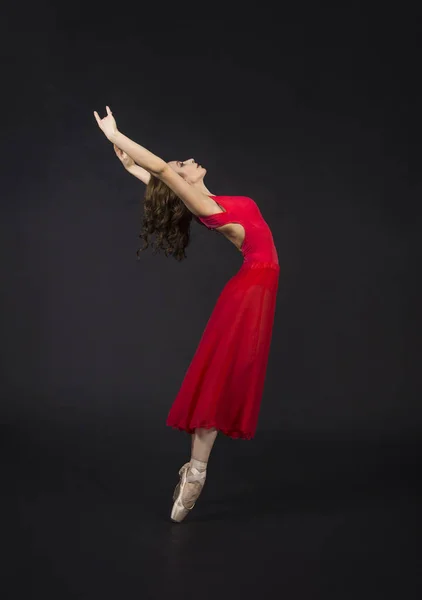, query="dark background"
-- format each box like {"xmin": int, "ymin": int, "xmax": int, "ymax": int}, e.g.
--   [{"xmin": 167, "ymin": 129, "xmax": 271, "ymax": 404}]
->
[{"xmin": 2, "ymin": 2, "xmax": 421, "ymax": 598}]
